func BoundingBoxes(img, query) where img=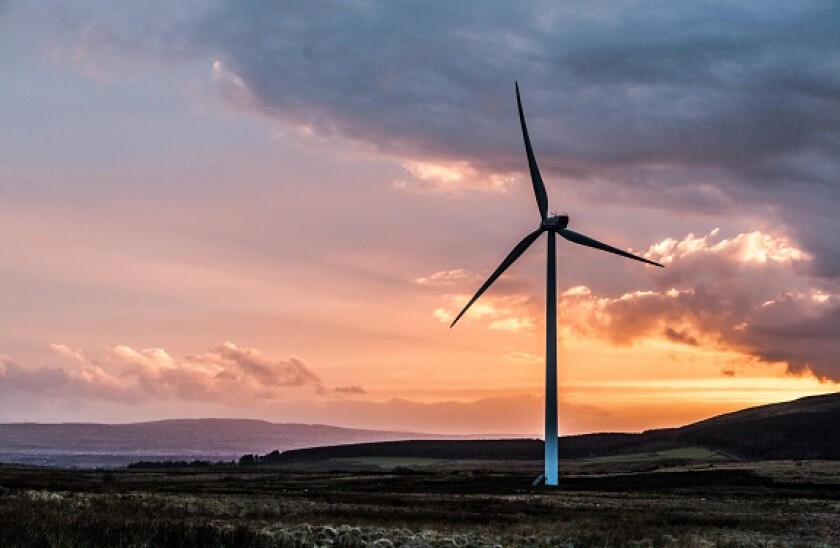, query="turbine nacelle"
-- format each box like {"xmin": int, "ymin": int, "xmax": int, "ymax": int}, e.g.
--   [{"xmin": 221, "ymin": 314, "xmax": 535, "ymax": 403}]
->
[{"xmin": 541, "ymin": 215, "xmax": 569, "ymax": 230}]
